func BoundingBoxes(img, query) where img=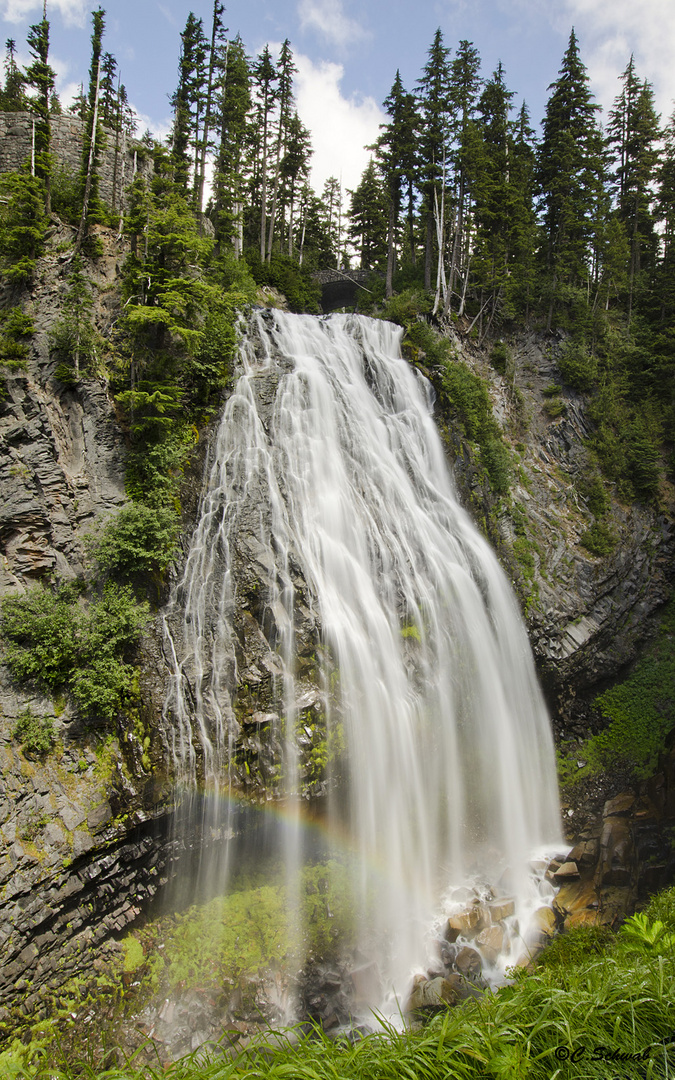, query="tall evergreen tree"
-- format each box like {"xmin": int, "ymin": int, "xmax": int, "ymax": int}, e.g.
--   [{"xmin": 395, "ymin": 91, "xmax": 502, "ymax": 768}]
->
[
  {"xmin": 417, "ymin": 29, "xmax": 452, "ymax": 292},
  {"xmin": 445, "ymin": 39, "xmax": 482, "ymax": 313},
  {"xmin": 470, "ymin": 62, "xmax": 513, "ymax": 322},
  {"xmin": 607, "ymin": 59, "xmax": 660, "ymax": 320},
  {"xmin": 195, "ymin": 1, "xmax": 227, "ymax": 213},
  {"xmin": 378, "ymin": 71, "xmax": 416, "ymax": 296},
  {"xmin": 266, "ymin": 39, "xmax": 297, "ymax": 261},
  {"xmin": 212, "ymin": 35, "xmax": 251, "ymax": 256},
  {"xmin": 1, "ymin": 39, "xmax": 26, "ymax": 110},
  {"xmin": 281, "ymin": 111, "xmax": 312, "ymax": 258},
  {"xmin": 348, "ymin": 159, "xmax": 388, "ymax": 271},
  {"xmin": 75, "ymin": 7, "xmax": 106, "ymax": 251},
  {"xmin": 24, "ymin": 15, "xmax": 56, "ymax": 213},
  {"xmin": 537, "ymin": 29, "xmax": 605, "ymax": 327},
  {"xmin": 252, "ymin": 45, "xmax": 278, "ymax": 261},
  {"xmin": 171, "ymin": 13, "xmax": 208, "ymax": 193},
  {"xmin": 99, "ymin": 51, "xmax": 117, "ymax": 127}
]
